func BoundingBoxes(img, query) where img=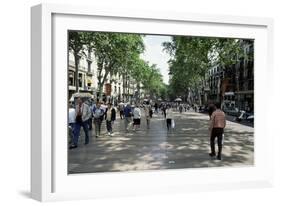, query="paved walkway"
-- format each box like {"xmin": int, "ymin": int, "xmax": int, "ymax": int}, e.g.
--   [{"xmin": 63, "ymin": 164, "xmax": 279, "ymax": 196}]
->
[{"xmin": 68, "ymin": 109, "xmax": 254, "ymax": 174}]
